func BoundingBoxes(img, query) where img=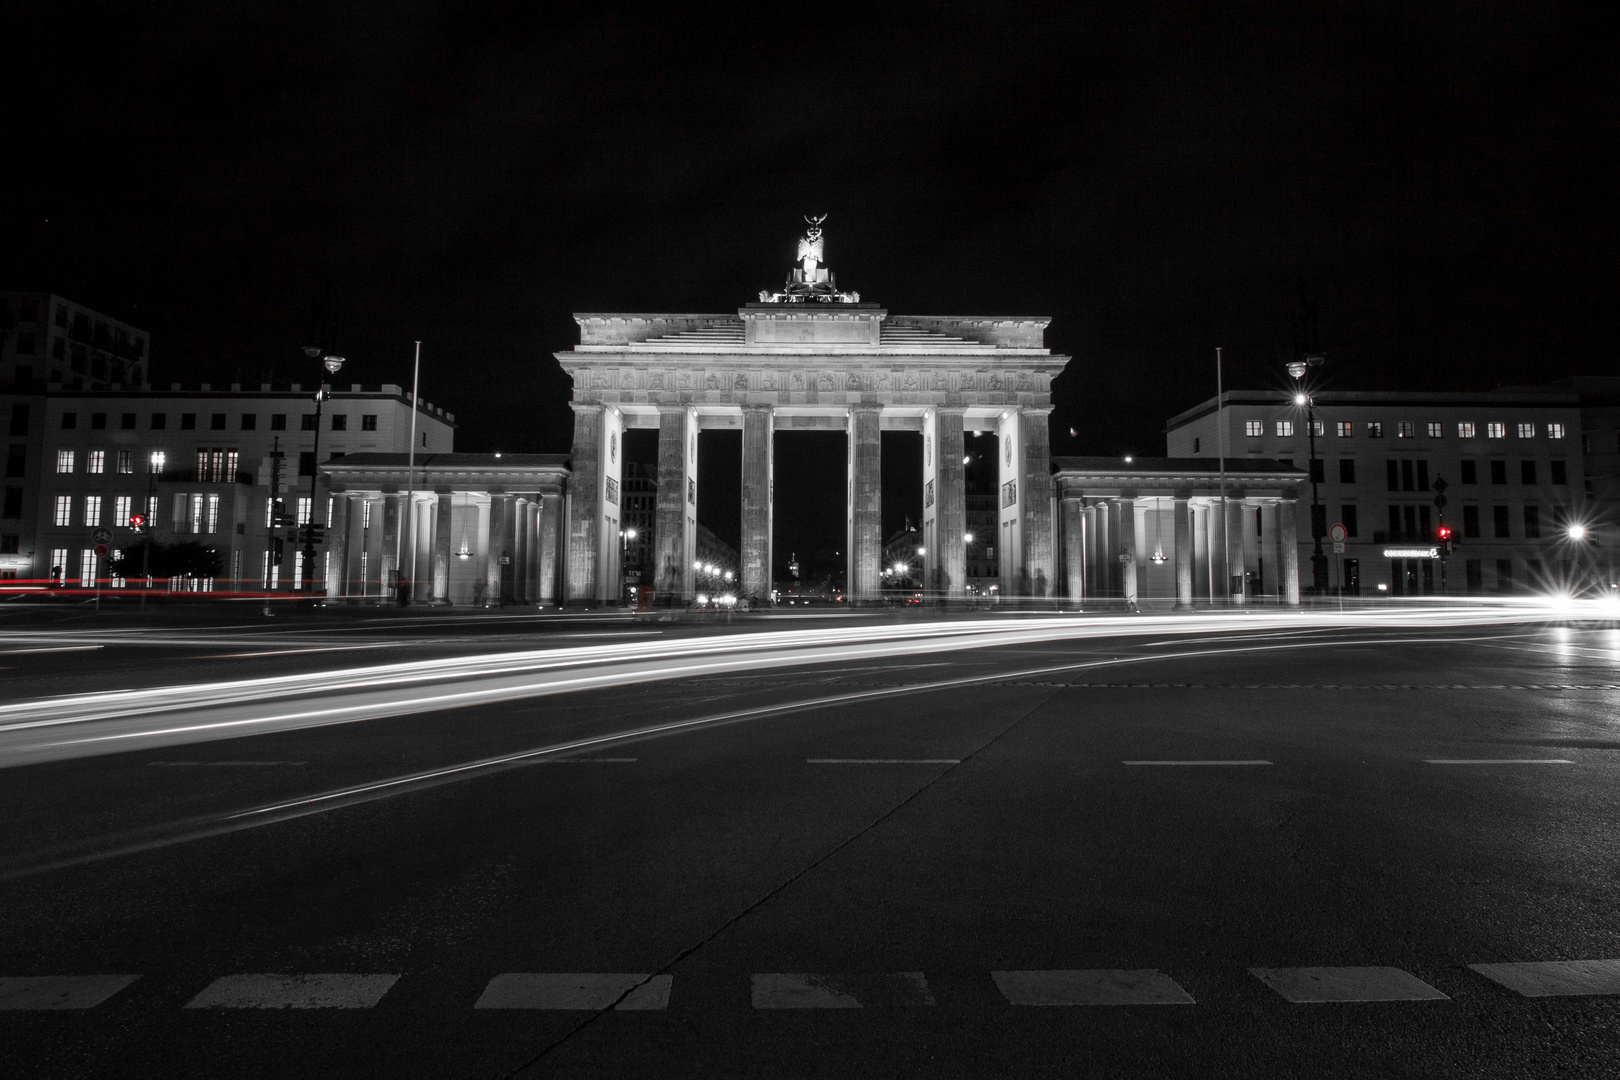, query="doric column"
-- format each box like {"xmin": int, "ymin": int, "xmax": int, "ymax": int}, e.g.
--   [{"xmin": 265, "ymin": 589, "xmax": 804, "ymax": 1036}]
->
[
  {"xmin": 526, "ymin": 501, "xmax": 541, "ymax": 602},
  {"xmin": 1019, "ymin": 407, "xmax": 1055, "ymax": 598},
  {"xmin": 740, "ymin": 404, "xmax": 773, "ymax": 602},
  {"xmin": 933, "ymin": 407, "xmax": 967, "ymax": 600},
  {"xmin": 847, "ymin": 403, "xmax": 883, "ymax": 602},
  {"xmin": 1062, "ymin": 495, "xmax": 1085, "ymax": 605},
  {"xmin": 1207, "ymin": 499, "xmax": 1229, "ymax": 601},
  {"xmin": 344, "ymin": 495, "xmax": 367, "ymax": 598},
  {"xmin": 410, "ymin": 495, "xmax": 433, "ymax": 602},
  {"xmin": 432, "ymin": 491, "xmax": 453, "ymax": 603},
  {"xmin": 324, "ymin": 493, "xmax": 350, "ymax": 598},
  {"xmin": 565, "ymin": 403, "xmax": 603, "ymax": 604},
  {"xmin": 1191, "ymin": 503, "xmax": 1209, "ymax": 602},
  {"xmin": 381, "ymin": 493, "xmax": 403, "ymax": 599},
  {"xmin": 1117, "ymin": 497, "xmax": 1138, "ymax": 605},
  {"xmin": 537, "ymin": 492, "xmax": 562, "ymax": 604},
  {"xmin": 1277, "ymin": 496, "xmax": 1301, "ymax": 605},
  {"xmin": 486, "ymin": 494, "xmax": 512, "ymax": 605},
  {"xmin": 1173, "ymin": 496, "xmax": 1193, "ymax": 609},
  {"xmin": 1225, "ymin": 497, "xmax": 1248, "ymax": 604},
  {"xmin": 654, "ymin": 405, "xmax": 698, "ymax": 604},
  {"xmin": 511, "ymin": 497, "xmax": 528, "ymax": 602}
]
